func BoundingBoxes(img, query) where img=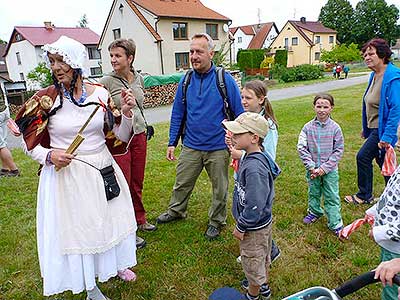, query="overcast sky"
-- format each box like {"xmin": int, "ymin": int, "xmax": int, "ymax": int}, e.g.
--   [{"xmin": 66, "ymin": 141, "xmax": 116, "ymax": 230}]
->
[{"xmin": 1, "ymin": 0, "xmax": 399, "ymax": 42}]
